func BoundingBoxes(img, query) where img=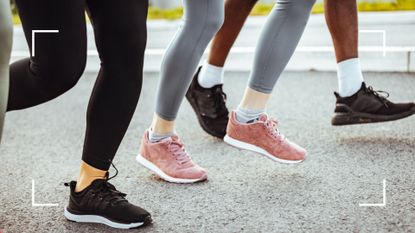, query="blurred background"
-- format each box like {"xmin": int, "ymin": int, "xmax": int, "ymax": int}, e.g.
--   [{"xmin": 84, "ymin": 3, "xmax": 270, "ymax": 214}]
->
[
  {"xmin": 8, "ymin": 0, "xmax": 415, "ymax": 73},
  {"xmin": 9, "ymin": 0, "xmax": 415, "ymax": 22}
]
